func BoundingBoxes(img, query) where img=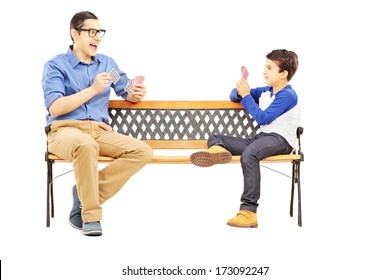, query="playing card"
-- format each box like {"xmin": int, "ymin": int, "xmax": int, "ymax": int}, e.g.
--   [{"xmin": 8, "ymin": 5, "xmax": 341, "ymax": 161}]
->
[
  {"xmin": 125, "ymin": 76, "xmax": 145, "ymax": 93},
  {"xmin": 241, "ymin": 66, "xmax": 249, "ymax": 80},
  {"xmin": 135, "ymin": 76, "xmax": 145, "ymax": 84},
  {"xmin": 125, "ymin": 81, "xmax": 133, "ymax": 93},
  {"xmin": 109, "ymin": 68, "xmax": 120, "ymax": 84}
]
